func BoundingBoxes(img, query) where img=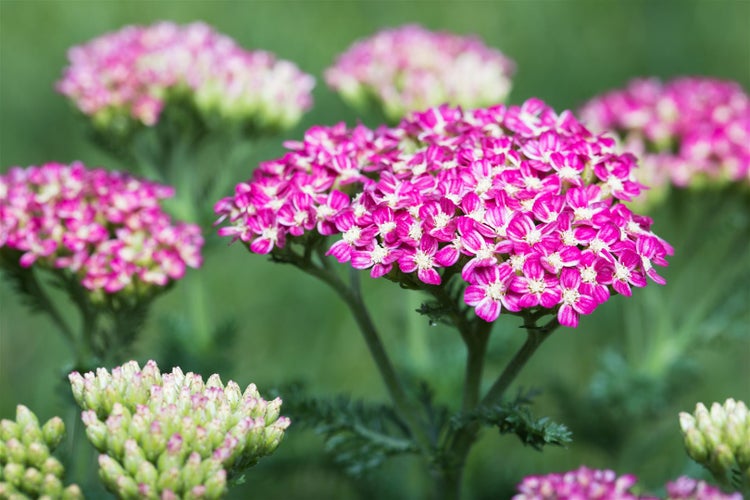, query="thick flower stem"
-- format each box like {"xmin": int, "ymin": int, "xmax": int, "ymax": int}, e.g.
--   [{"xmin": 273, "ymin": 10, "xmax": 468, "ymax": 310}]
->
[
  {"xmin": 481, "ymin": 316, "xmax": 558, "ymax": 407},
  {"xmin": 294, "ymin": 253, "xmax": 434, "ymax": 454}
]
